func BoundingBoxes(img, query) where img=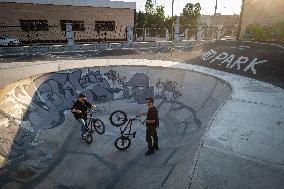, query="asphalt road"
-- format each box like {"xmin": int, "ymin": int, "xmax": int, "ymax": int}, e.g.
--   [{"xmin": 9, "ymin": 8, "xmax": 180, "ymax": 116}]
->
[{"xmin": 1, "ymin": 40, "xmax": 283, "ymax": 88}]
